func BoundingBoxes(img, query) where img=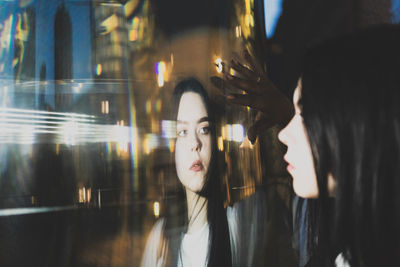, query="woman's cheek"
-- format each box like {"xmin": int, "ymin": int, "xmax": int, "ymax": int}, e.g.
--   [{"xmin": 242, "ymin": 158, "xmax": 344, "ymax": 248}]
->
[
  {"xmin": 174, "ymin": 140, "xmax": 184, "ymax": 178},
  {"xmin": 175, "ymin": 139, "xmax": 192, "ymax": 176},
  {"xmin": 201, "ymin": 137, "xmax": 212, "ymax": 170}
]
